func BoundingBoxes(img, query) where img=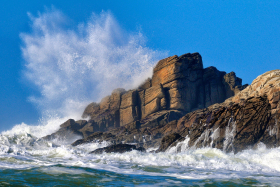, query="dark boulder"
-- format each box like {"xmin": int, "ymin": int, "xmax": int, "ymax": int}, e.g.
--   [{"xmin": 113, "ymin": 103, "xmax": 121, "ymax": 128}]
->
[
  {"xmin": 71, "ymin": 132, "xmax": 116, "ymax": 146},
  {"xmin": 90, "ymin": 144, "xmax": 146, "ymax": 154}
]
